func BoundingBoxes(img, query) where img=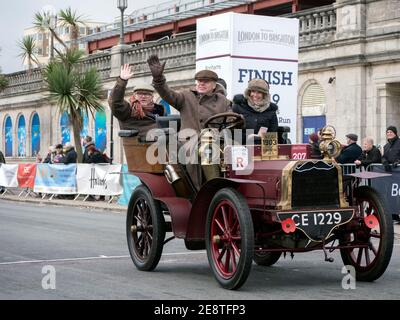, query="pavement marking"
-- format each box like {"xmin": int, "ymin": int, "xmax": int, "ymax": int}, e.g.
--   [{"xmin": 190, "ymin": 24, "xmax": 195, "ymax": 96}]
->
[{"xmin": 0, "ymin": 251, "xmax": 205, "ymax": 266}]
